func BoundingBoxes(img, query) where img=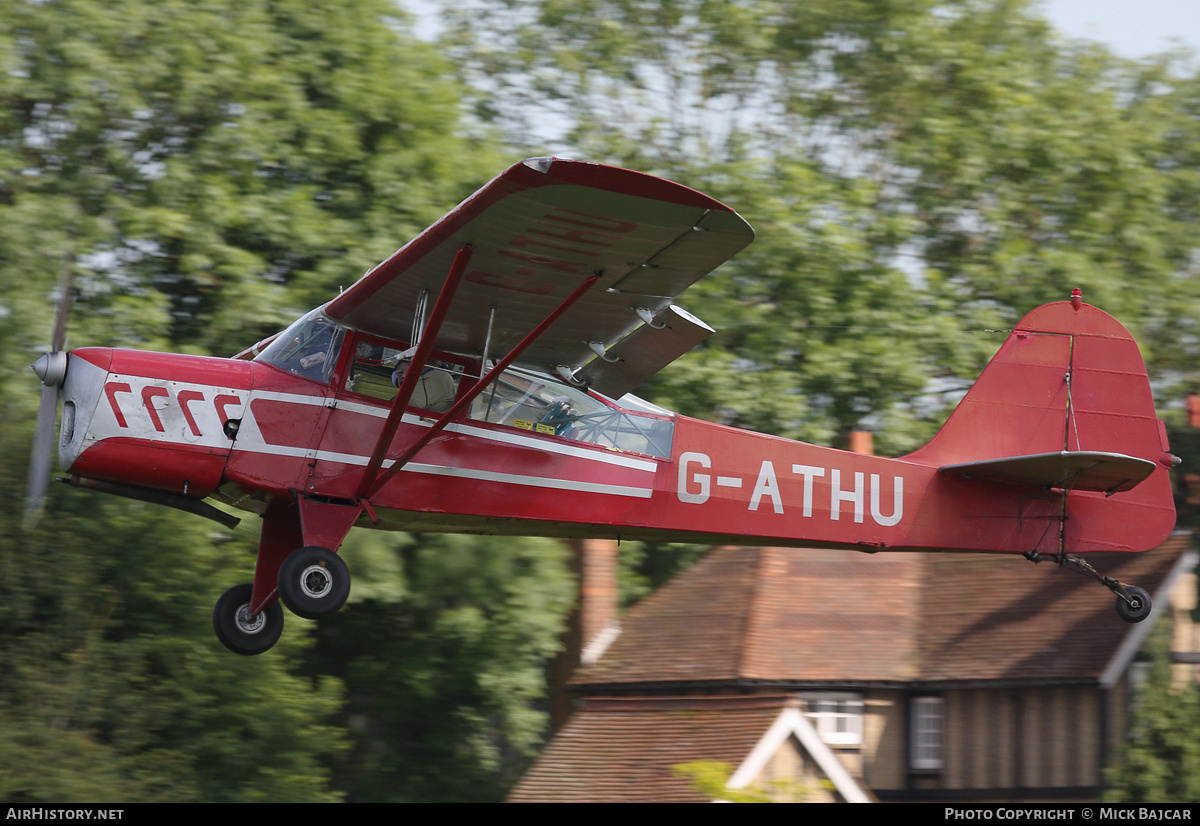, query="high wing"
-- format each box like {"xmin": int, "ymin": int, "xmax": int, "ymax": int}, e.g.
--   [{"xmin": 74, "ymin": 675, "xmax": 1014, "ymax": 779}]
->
[{"xmin": 323, "ymin": 157, "xmax": 753, "ymax": 382}]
